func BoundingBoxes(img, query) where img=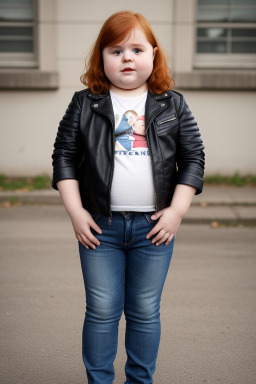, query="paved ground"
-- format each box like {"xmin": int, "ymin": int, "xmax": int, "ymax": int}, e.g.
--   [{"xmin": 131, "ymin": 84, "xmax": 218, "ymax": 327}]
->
[{"xmin": 0, "ymin": 203, "xmax": 256, "ymax": 384}]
